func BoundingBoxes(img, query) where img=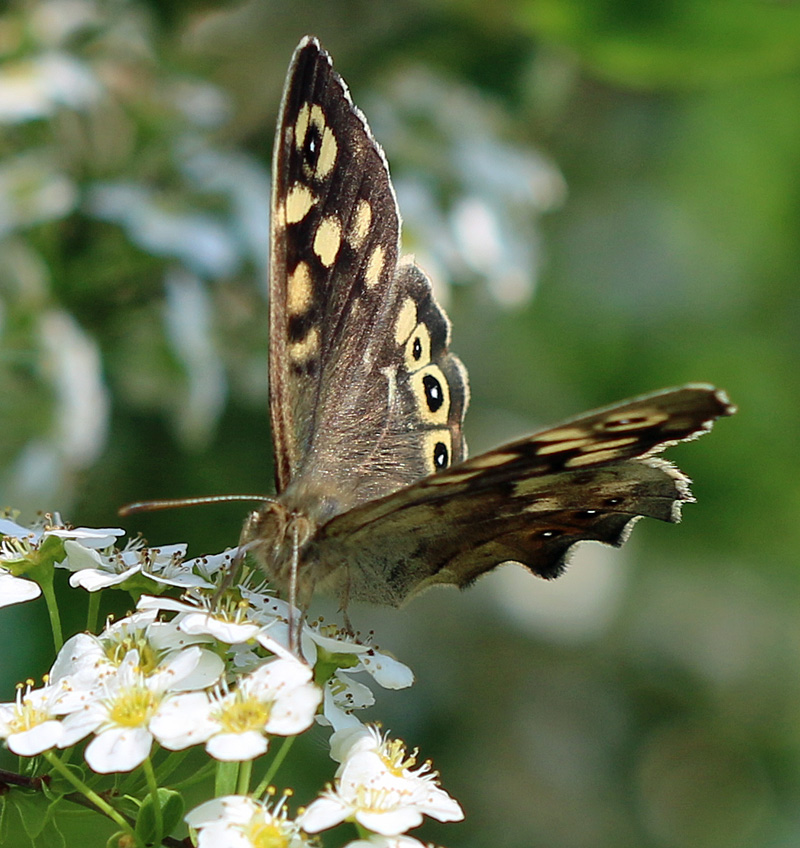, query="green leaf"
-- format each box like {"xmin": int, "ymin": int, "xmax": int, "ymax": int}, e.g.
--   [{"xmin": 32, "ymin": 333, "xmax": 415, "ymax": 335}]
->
[
  {"xmin": 4, "ymin": 791, "xmax": 65, "ymax": 848},
  {"xmin": 135, "ymin": 788, "xmax": 184, "ymax": 844}
]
